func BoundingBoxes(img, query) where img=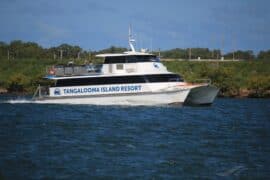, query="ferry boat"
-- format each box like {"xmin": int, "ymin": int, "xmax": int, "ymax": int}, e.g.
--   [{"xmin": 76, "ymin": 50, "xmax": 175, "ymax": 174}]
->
[{"xmin": 32, "ymin": 30, "xmax": 191, "ymax": 105}]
